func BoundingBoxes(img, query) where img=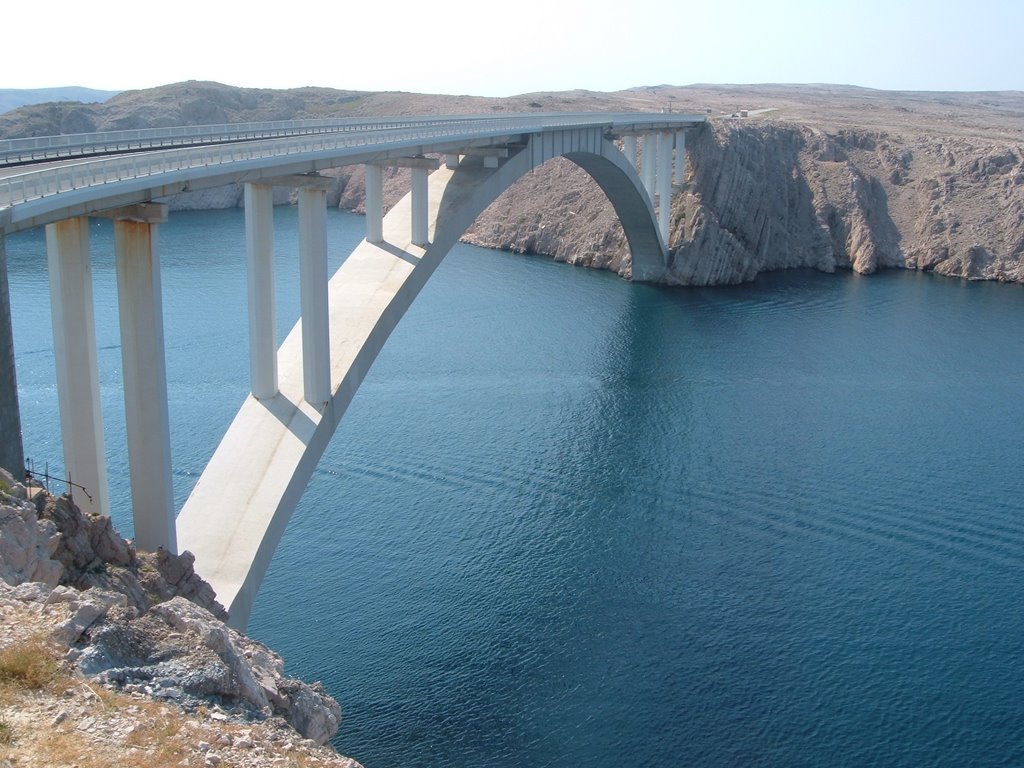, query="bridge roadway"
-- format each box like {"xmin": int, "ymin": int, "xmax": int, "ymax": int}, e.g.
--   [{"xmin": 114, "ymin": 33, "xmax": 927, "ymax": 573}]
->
[{"xmin": 0, "ymin": 111, "xmax": 704, "ymax": 627}]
